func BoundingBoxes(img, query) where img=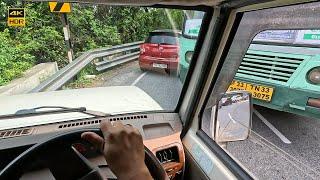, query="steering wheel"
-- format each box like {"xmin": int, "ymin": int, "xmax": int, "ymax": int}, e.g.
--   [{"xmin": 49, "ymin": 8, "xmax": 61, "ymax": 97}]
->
[{"xmin": 0, "ymin": 128, "xmax": 168, "ymax": 180}]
